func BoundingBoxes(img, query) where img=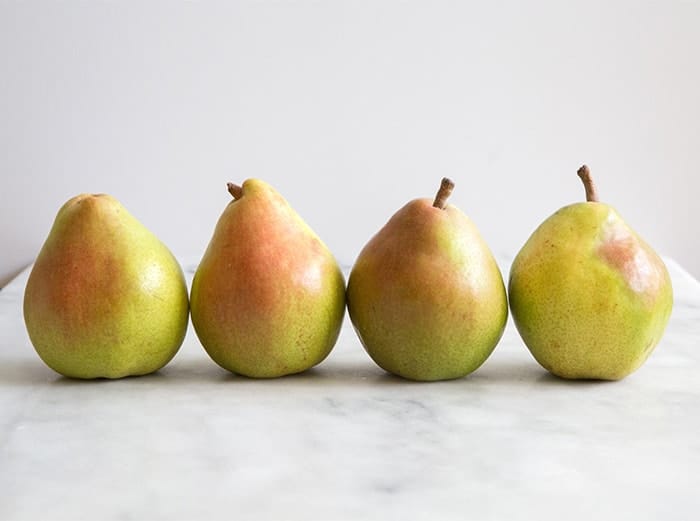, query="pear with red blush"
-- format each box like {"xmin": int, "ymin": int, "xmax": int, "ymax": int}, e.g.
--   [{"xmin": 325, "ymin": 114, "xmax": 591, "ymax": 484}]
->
[
  {"xmin": 508, "ymin": 165, "xmax": 673, "ymax": 380},
  {"xmin": 347, "ymin": 178, "xmax": 508, "ymax": 381},
  {"xmin": 24, "ymin": 194, "xmax": 189, "ymax": 379},
  {"xmin": 190, "ymin": 180, "xmax": 345, "ymax": 378}
]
